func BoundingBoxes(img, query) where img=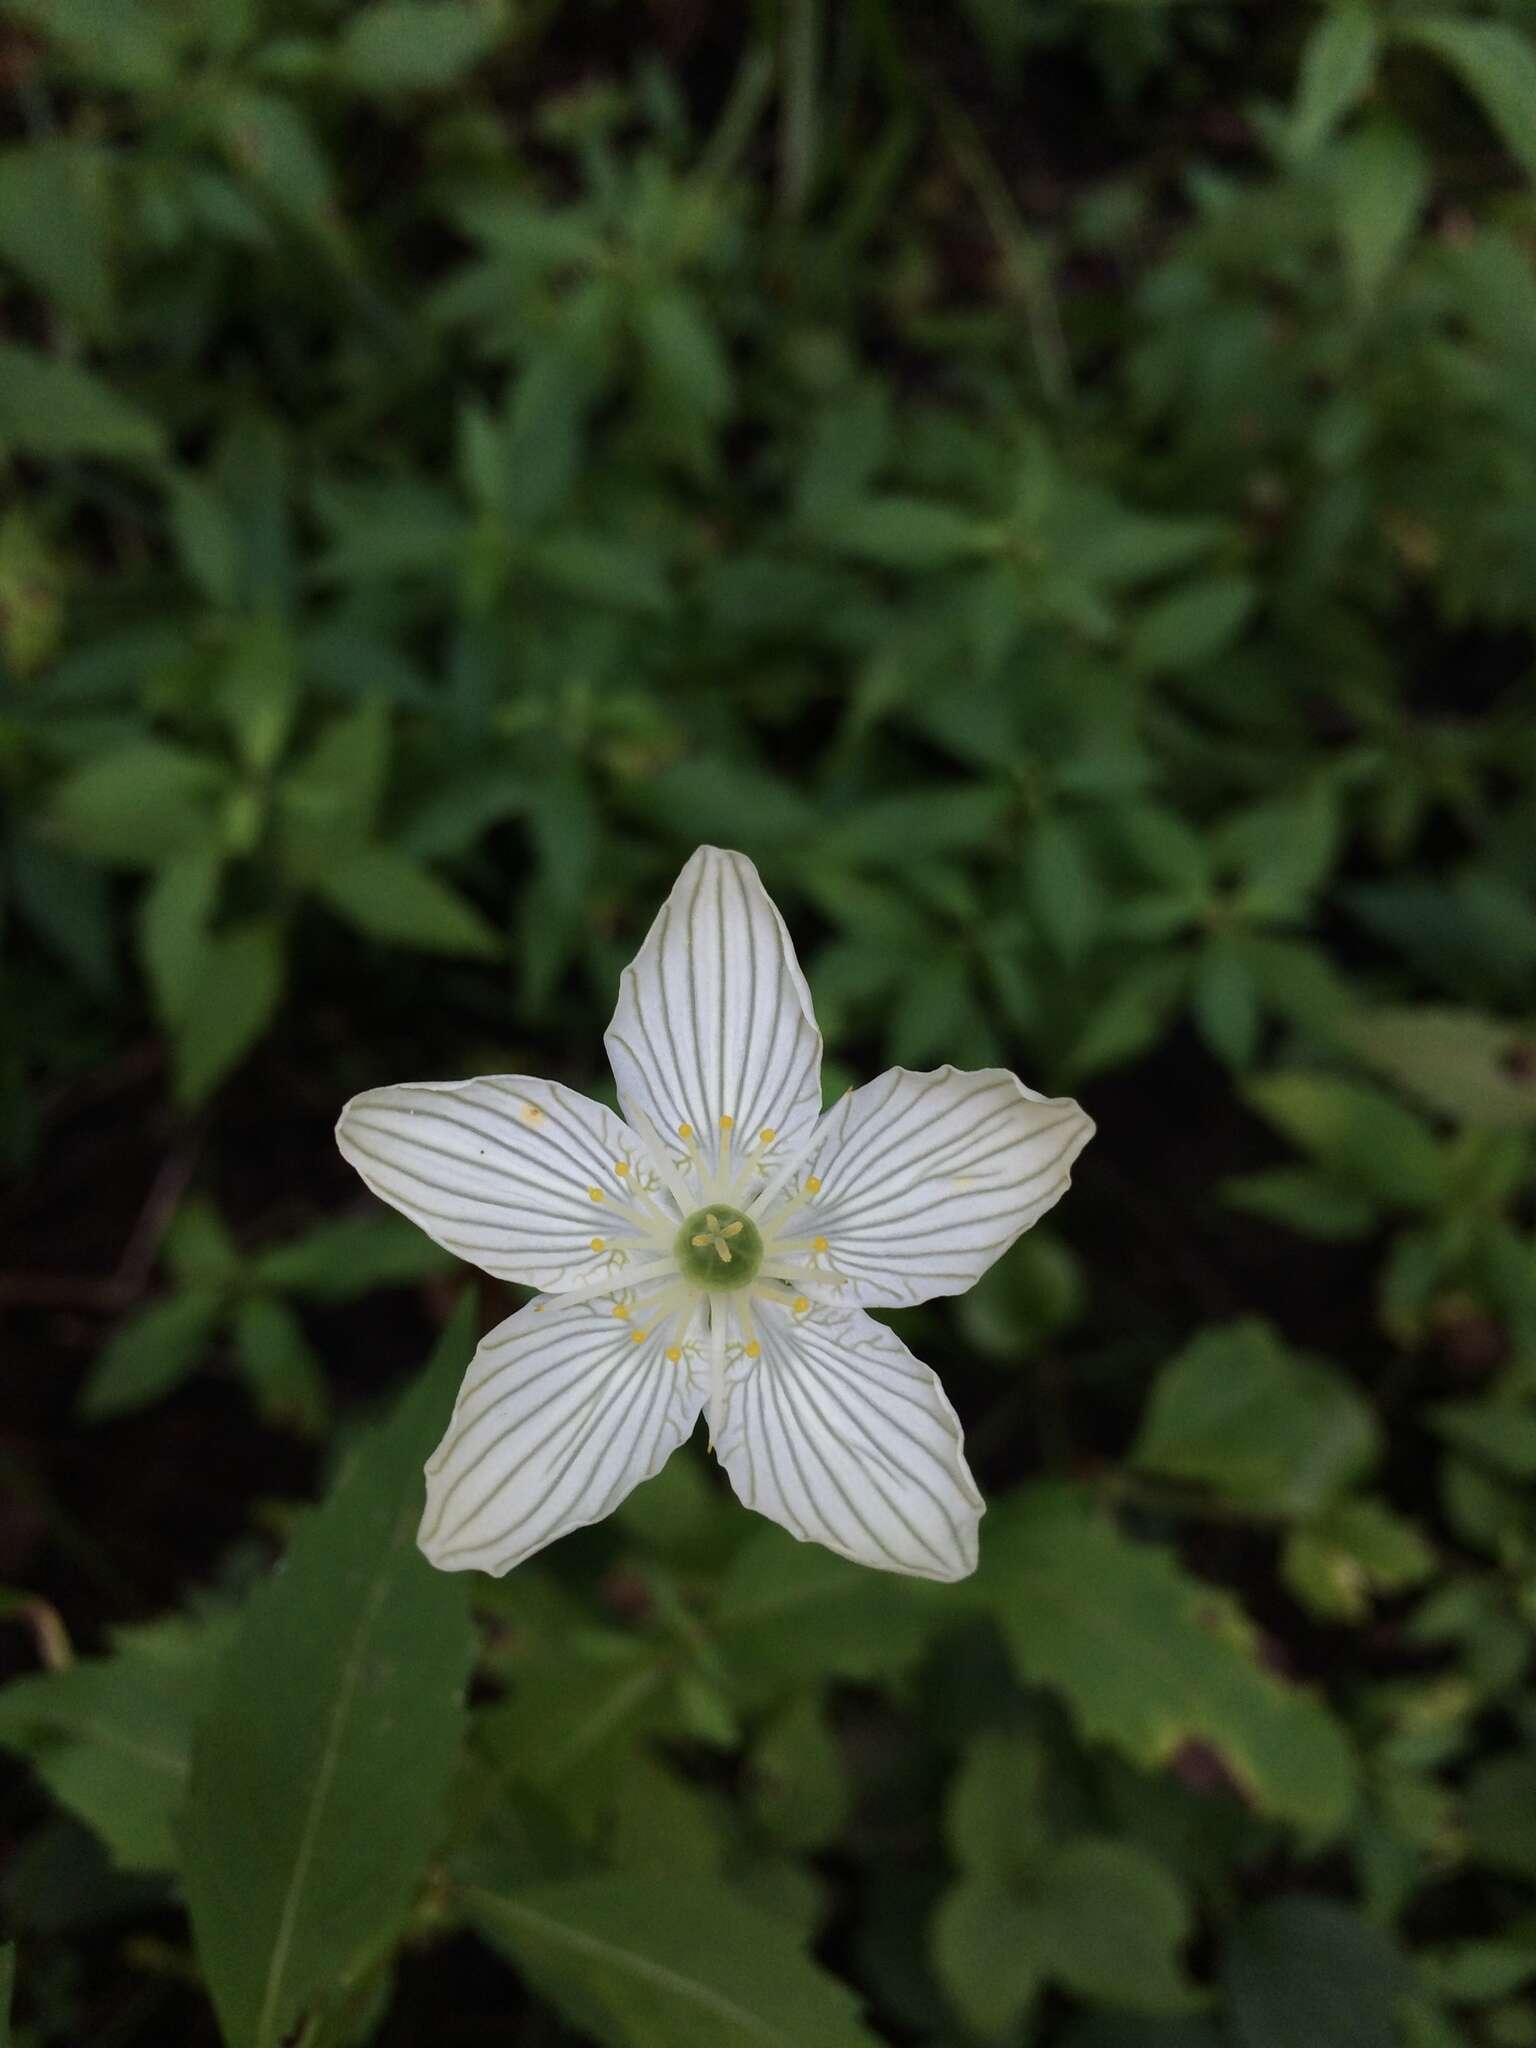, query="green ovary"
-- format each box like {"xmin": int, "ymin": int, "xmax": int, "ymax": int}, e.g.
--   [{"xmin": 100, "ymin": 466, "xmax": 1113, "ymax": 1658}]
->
[{"xmin": 675, "ymin": 1206, "xmax": 764, "ymax": 1291}]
